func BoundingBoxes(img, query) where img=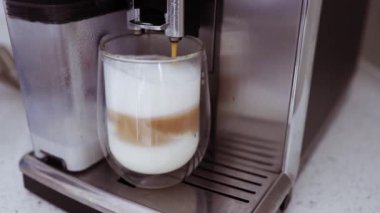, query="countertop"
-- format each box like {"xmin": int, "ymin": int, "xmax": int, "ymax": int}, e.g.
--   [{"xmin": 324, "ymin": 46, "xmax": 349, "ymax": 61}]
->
[
  {"xmin": 288, "ymin": 61, "xmax": 380, "ymax": 213},
  {"xmin": 0, "ymin": 62, "xmax": 380, "ymax": 213}
]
